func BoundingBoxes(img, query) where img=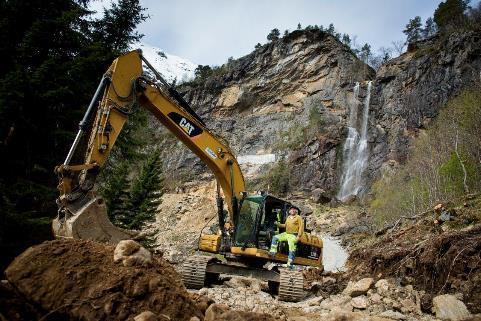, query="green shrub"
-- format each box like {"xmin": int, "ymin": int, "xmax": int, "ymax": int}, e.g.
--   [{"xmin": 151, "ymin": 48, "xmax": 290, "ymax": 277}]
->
[
  {"xmin": 249, "ymin": 159, "xmax": 291, "ymax": 197},
  {"xmin": 274, "ymin": 106, "xmax": 324, "ymax": 151}
]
